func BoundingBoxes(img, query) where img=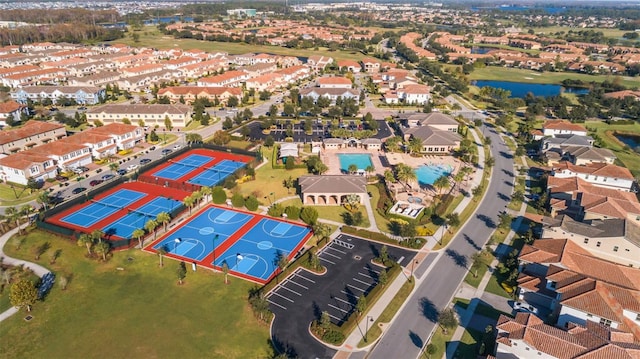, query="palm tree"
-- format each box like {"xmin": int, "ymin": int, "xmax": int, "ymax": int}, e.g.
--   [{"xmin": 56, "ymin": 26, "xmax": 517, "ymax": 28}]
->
[
  {"xmin": 132, "ymin": 228, "xmax": 146, "ymax": 249},
  {"xmin": 485, "ymin": 156, "xmax": 495, "ymax": 169},
  {"xmin": 94, "ymin": 241, "xmax": 110, "ymax": 261},
  {"xmin": 383, "ymin": 169, "xmax": 395, "ymax": 184},
  {"xmin": 283, "ymin": 176, "xmax": 295, "ymax": 194},
  {"xmin": 470, "ymin": 252, "xmax": 482, "ymax": 278},
  {"xmin": 222, "ymin": 262, "xmax": 229, "ymax": 284},
  {"xmin": 156, "ymin": 212, "xmax": 171, "ymax": 232},
  {"xmin": 144, "ymin": 219, "xmax": 159, "ymax": 240},
  {"xmin": 365, "ymin": 165, "xmax": 374, "ymax": 180},
  {"xmin": 183, "ymin": 195, "xmax": 196, "ymax": 214},
  {"xmin": 192, "ymin": 191, "xmax": 204, "ymax": 209},
  {"xmin": 185, "ymin": 132, "xmax": 203, "ymax": 144},
  {"xmin": 4, "ymin": 207, "xmax": 22, "ymax": 234},
  {"xmin": 200, "ymin": 186, "xmax": 212, "ymax": 203},
  {"xmin": 36, "ymin": 191, "xmax": 51, "ymax": 211},
  {"xmin": 408, "ymin": 137, "xmax": 423, "ymax": 155},
  {"xmin": 433, "ymin": 175, "xmax": 450, "ymax": 197},
  {"xmin": 395, "ymin": 163, "xmax": 417, "ymax": 189},
  {"xmin": 347, "ymin": 164, "xmax": 358, "ymax": 175},
  {"xmin": 77, "ymin": 233, "xmax": 93, "ymax": 255},
  {"xmin": 157, "ymin": 246, "xmax": 168, "ymax": 267},
  {"xmin": 109, "ymin": 162, "xmax": 119, "ymax": 174},
  {"xmin": 90, "ymin": 229, "xmax": 104, "ymax": 244}
]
